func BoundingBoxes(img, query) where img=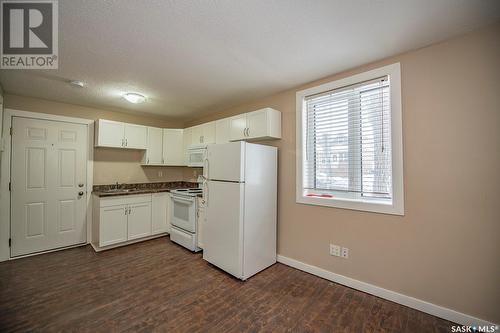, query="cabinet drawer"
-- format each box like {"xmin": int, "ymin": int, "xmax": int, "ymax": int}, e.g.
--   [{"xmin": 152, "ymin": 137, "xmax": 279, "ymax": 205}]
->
[{"xmin": 99, "ymin": 194, "xmax": 152, "ymax": 207}]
